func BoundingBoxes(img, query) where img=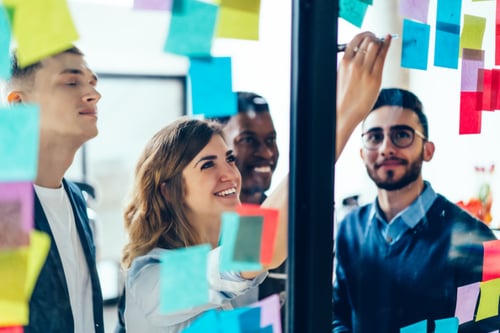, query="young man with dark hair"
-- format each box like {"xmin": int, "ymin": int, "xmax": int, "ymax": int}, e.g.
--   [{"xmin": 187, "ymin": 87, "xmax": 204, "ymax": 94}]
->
[
  {"xmin": 333, "ymin": 88, "xmax": 499, "ymax": 333},
  {"xmin": 7, "ymin": 47, "xmax": 104, "ymax": 332}
]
